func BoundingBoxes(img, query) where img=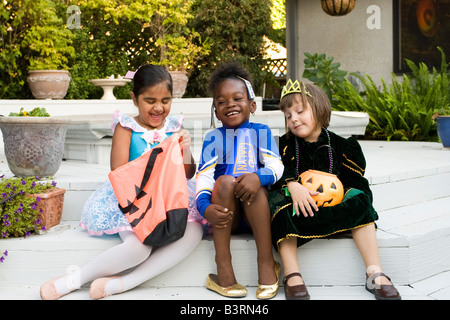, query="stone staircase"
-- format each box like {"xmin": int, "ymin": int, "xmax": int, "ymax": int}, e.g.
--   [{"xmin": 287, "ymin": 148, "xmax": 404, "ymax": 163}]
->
[{"xmin": 1, "ymin": 140, "xmax": 450, "ymax": 293}]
